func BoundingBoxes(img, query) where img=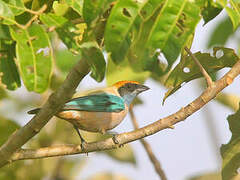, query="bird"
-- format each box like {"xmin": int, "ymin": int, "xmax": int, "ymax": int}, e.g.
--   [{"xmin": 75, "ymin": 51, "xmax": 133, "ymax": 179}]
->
[{"xmin": 28, "ymin": 80, "xmax": 149, "ymax": 146}]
